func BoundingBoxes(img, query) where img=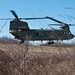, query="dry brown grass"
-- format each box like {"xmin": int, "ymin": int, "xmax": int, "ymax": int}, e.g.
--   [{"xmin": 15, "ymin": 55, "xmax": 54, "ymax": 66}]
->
[{"xmin": 0, "ymin": 43, "xmax": 75, "ymax": 75}]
